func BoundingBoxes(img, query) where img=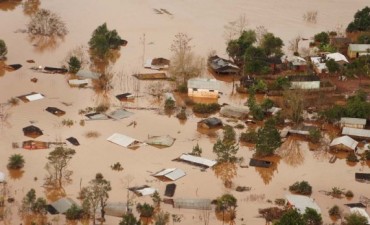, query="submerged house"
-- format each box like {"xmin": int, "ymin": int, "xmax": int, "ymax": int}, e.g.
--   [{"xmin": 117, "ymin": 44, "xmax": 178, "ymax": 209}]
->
[
  {"xmin": 144, "ymin": 135, "xmax": 176, "ymax": 148},
  {"xmin": 144, "ymin": 58, "xmax": 170, "ymax": 70},
  {"xmin": 153, "ymin": 168, "xmax": 186, "ymax": 181},
  {"xmin": 187, "ymin": 78, "xmax": 220, "ymax": 98},
  {"xmin": 197, "ymin": 117, "xmax": 223, "ymax": 129},
  {"xmin": 220, "ymin": 105, "xmax": 249, "ymax": 120},
  {"xmin": 47, "ymin": 198, "xmax": 78, "ymax": 214},
  {"xmin": 175, "ymin": 153, "xmax": 217, "ymax": 168},
  {"xmin": 288, "ymin": 75, "xmax": 320, "ymax": 90},
  {"xmin": 173, "ymin": 198, "xmax": 212, "ymax": 210},
  {"xmin": 348, "ymin": 44, "xmax": 370, "ymax": 59},
  {"xmin": 45, "ymin": 107, "xmax": 65, "ymax": 117},
  {"xmin": 340, "ymin": 117, "xmax": 366, "ymax": 129},
  {"xmin": 285, "ymin": 194, "xmax": 321, "ymax": 214},
  {"xmin": 330, "ymin": 135, "xmax": 358, "ymax": 151},
  {"xmin": 342, "ymin": 127, "xmax": 370, "ymax": 140},
  {"xmin": 107, "ymin": 133, "xmax": 142, "ymax": 149},
  {"xmin": 289, "ymin": 56, "xmax": 307, "ymax": 72},
  {"xmin": 208, "ymin": 55, "xmax": 240, "ymax": 74}
]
